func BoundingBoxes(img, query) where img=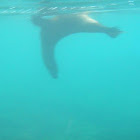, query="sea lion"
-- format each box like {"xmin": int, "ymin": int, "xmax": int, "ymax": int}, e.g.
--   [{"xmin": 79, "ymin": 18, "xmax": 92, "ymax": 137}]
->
[{"xmin": 31, "ymin": 14, "xmax": 122, "ymax": 78}]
